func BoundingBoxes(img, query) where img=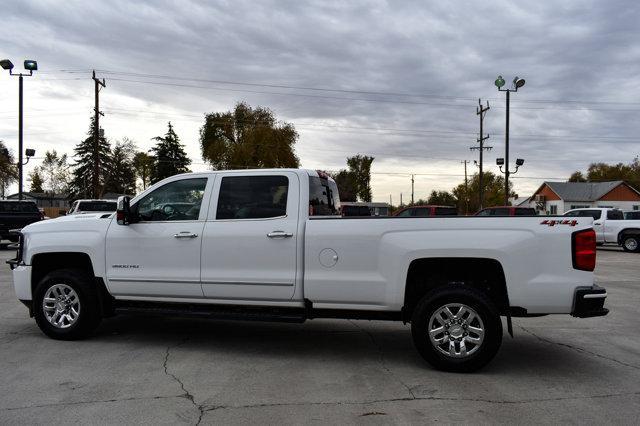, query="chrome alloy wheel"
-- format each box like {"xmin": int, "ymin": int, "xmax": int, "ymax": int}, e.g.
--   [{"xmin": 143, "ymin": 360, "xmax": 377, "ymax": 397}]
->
[
  {"xmin": 42, "ymin": 284, "xmax": 81, "ymax": 329},
  {"xmin": 428, "ymin": 303, "xmax": 485, "ymax": 358},
  {"xmin": 624, "ymin": 237, "xmax": 638, "ymax": 252}
]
